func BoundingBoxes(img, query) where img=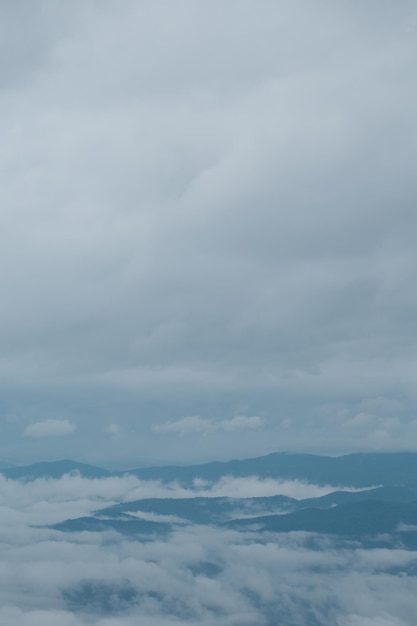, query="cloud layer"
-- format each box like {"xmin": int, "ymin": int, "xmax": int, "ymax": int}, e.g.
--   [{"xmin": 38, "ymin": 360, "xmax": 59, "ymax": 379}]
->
[
  {"xmin": 0, "ymin": 0, "xmax": 417, "ymax": 462},
  {"xmin": 0, "ymin": 473, "xmax": 416, "ymax": 625}
]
